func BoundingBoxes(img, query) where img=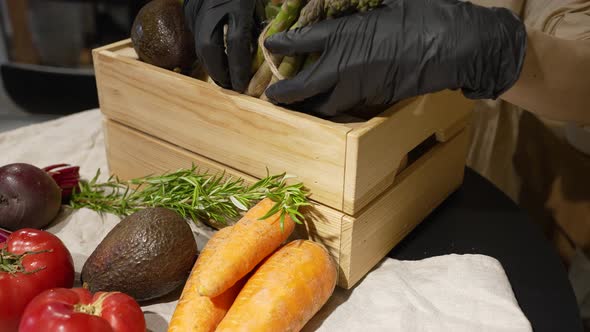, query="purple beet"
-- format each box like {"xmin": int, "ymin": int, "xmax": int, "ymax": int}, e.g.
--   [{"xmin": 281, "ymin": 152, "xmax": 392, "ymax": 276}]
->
[
  {"xmin": 0, "ymin": 163, "xmax": 62, "ymax": 231},
  {"xmin": 43, "ymin": 164, "xmax": 80, "ymax": 203}
]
